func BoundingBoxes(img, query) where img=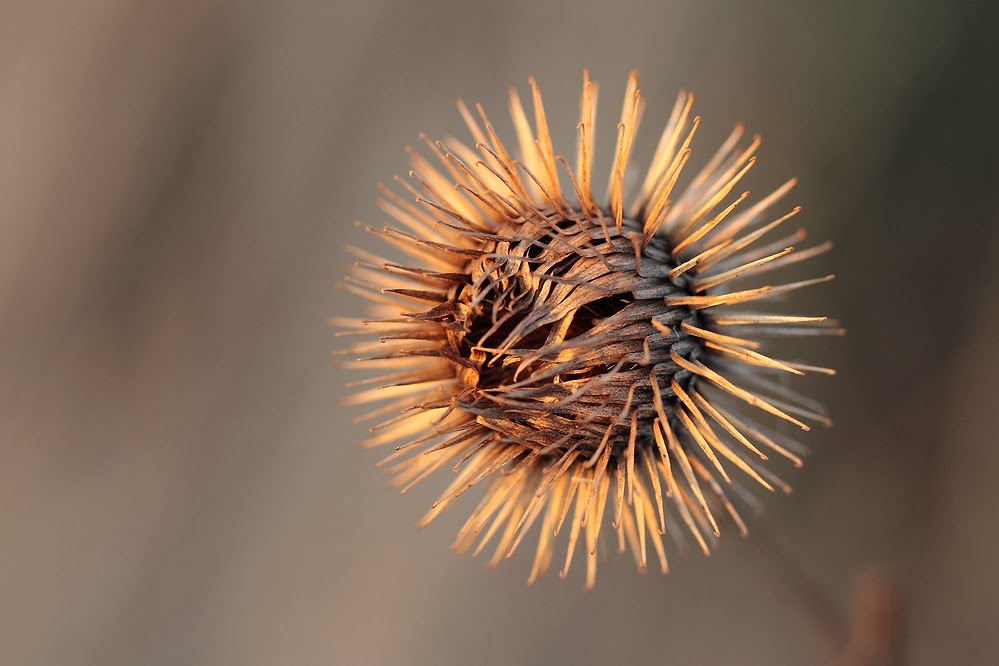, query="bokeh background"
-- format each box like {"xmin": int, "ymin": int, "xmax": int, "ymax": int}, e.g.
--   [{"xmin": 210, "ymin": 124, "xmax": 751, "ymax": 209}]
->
[{"xmin": 2, "ymin": 0, "xmax": 997, "ymax": 664}]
